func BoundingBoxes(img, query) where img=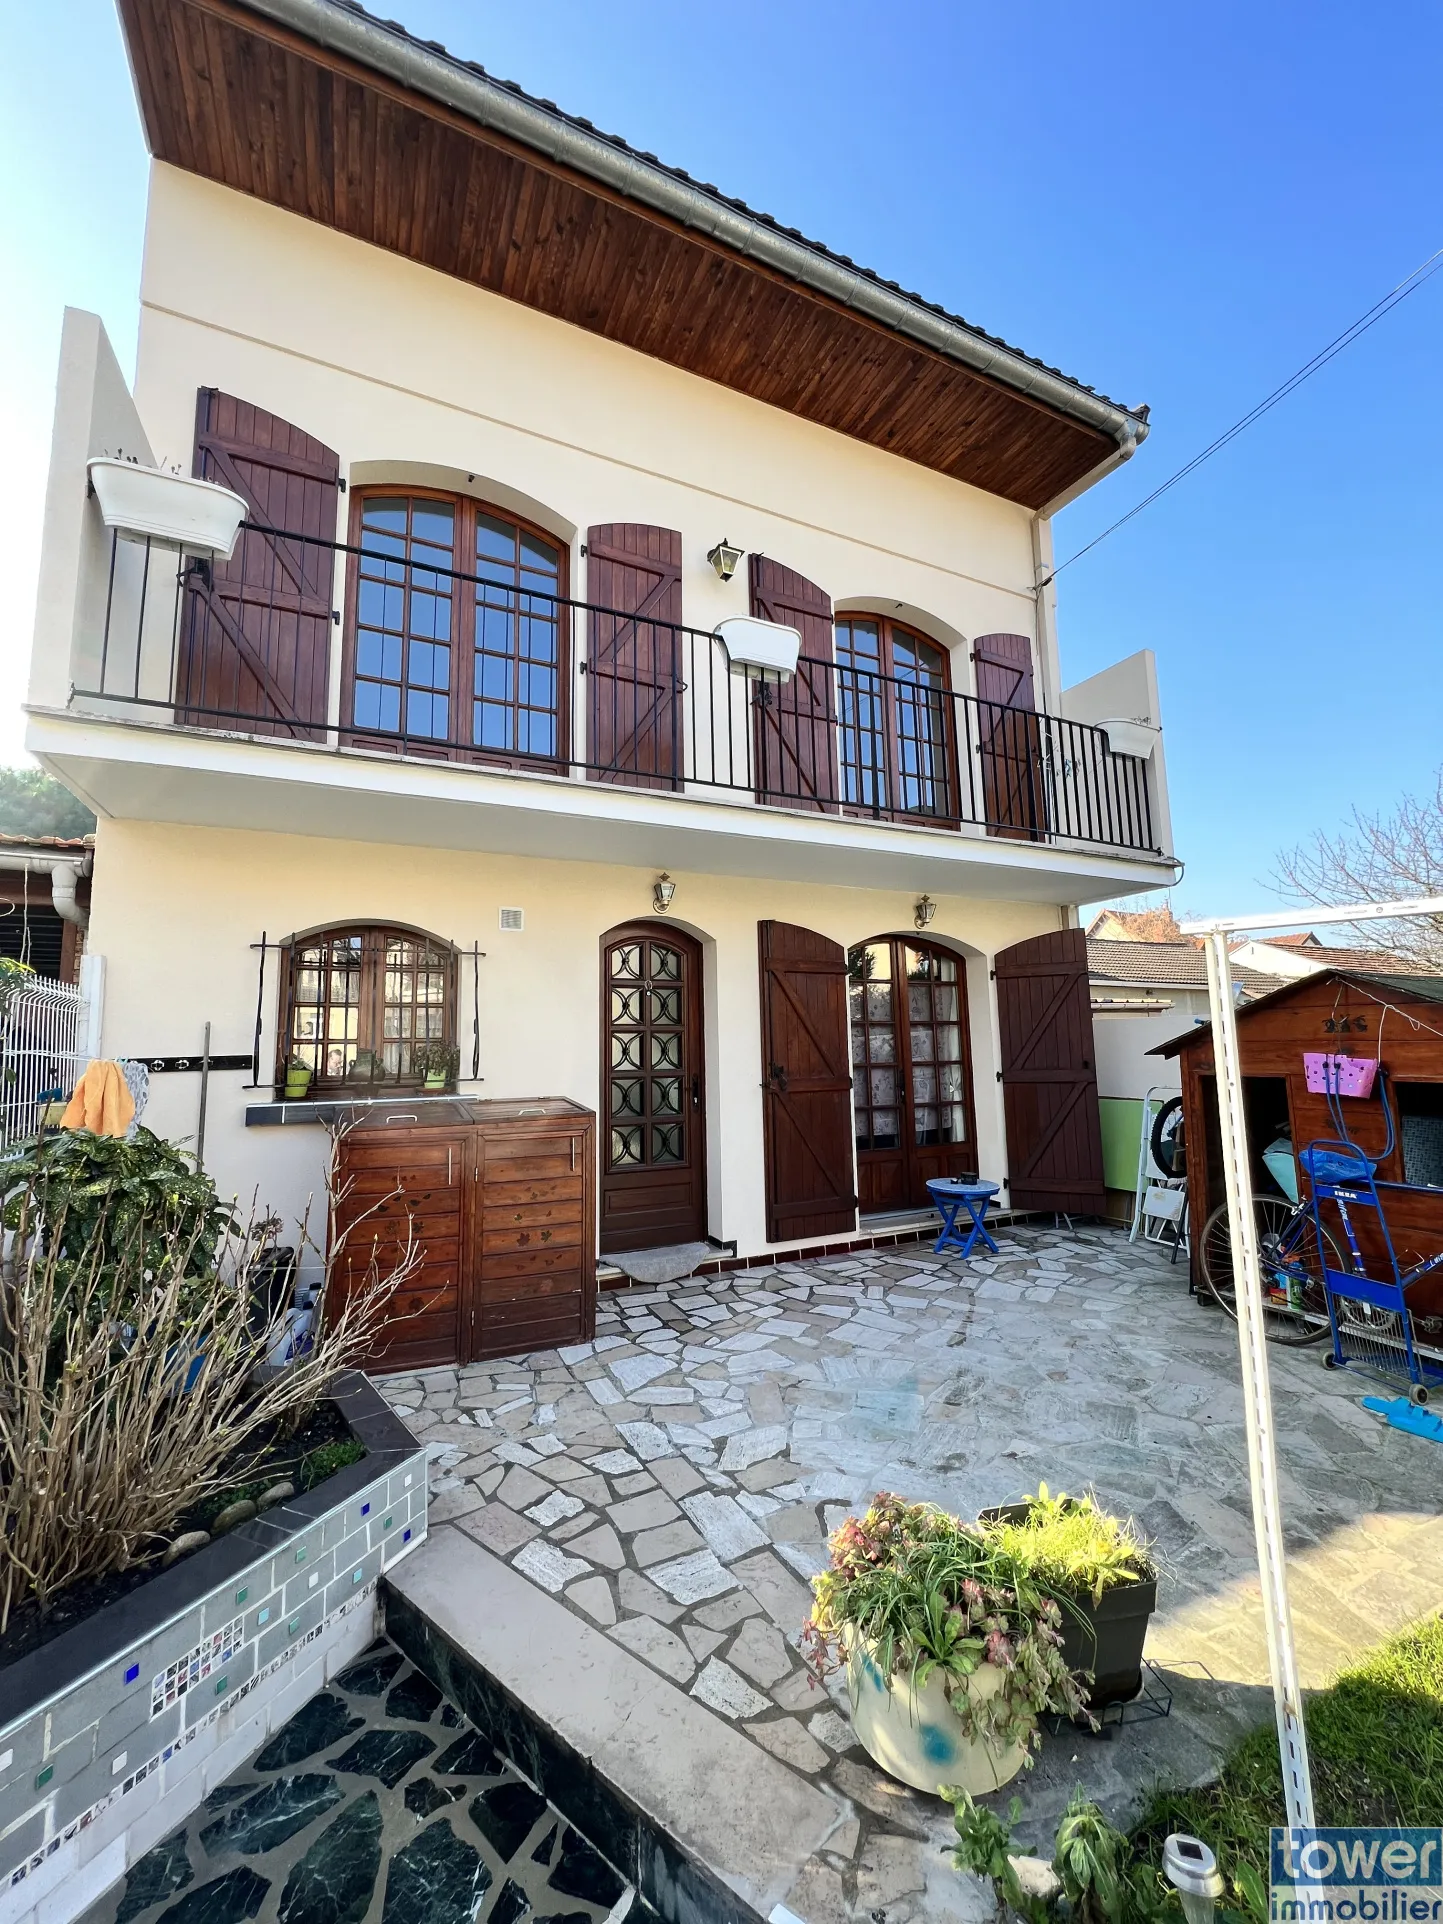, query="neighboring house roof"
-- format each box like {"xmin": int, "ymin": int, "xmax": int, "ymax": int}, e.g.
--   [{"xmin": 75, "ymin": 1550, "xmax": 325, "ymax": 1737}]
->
[
  {"xmin": 116, "ymin": 0, "xmax": 1147, "ymax": 507},
  {"xmin": 1148, "ymin": 967, "xmax": 1443, "ymax": 1058},
  {"xmin": 1086, "ymin": 907, "xmax": 1192, "ymax": 944},
  {"xmin": 0, "ymin": 833, "xmax": 93, "ymax": 855},
  {"xmin": 1088, "ymin": 939, "xmax": 1273, "ymax": 998},
  {"xmin": 1236, "ymin": 938, "xmax": 1404, "ymax": 976}
]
